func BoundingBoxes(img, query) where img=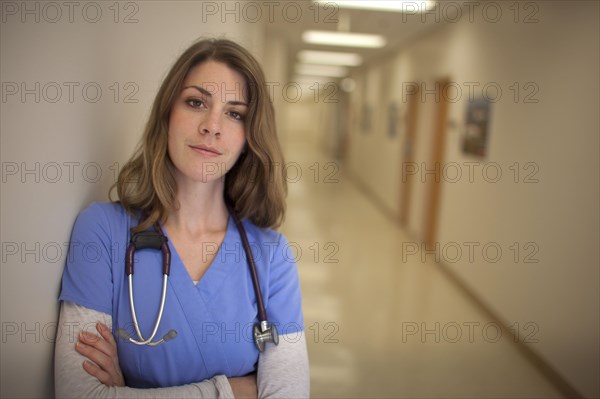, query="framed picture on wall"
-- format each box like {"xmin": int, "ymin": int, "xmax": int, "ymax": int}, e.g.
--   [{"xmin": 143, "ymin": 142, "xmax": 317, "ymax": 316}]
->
[{"xmin": 462, "ymin": 98, "xmax": 491, "ymax": 157}]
